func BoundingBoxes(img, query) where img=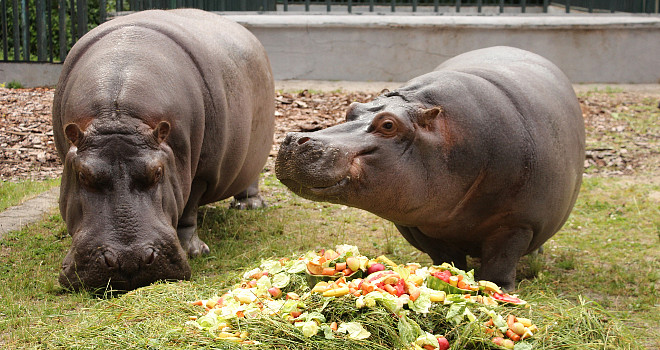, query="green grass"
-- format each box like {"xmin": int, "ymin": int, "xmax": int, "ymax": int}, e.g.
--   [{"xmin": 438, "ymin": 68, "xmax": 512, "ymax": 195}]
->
[
  {"xmin": 0, "ymin": 178, "xmax": 60, "ymax": 212},
  {"xmin": 1, "ymin": 92, "xmax": 658, "ymax": 349},
  {"xmin": 1, "ymin": 173, "xmax": 658, "ymax": 349}
]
